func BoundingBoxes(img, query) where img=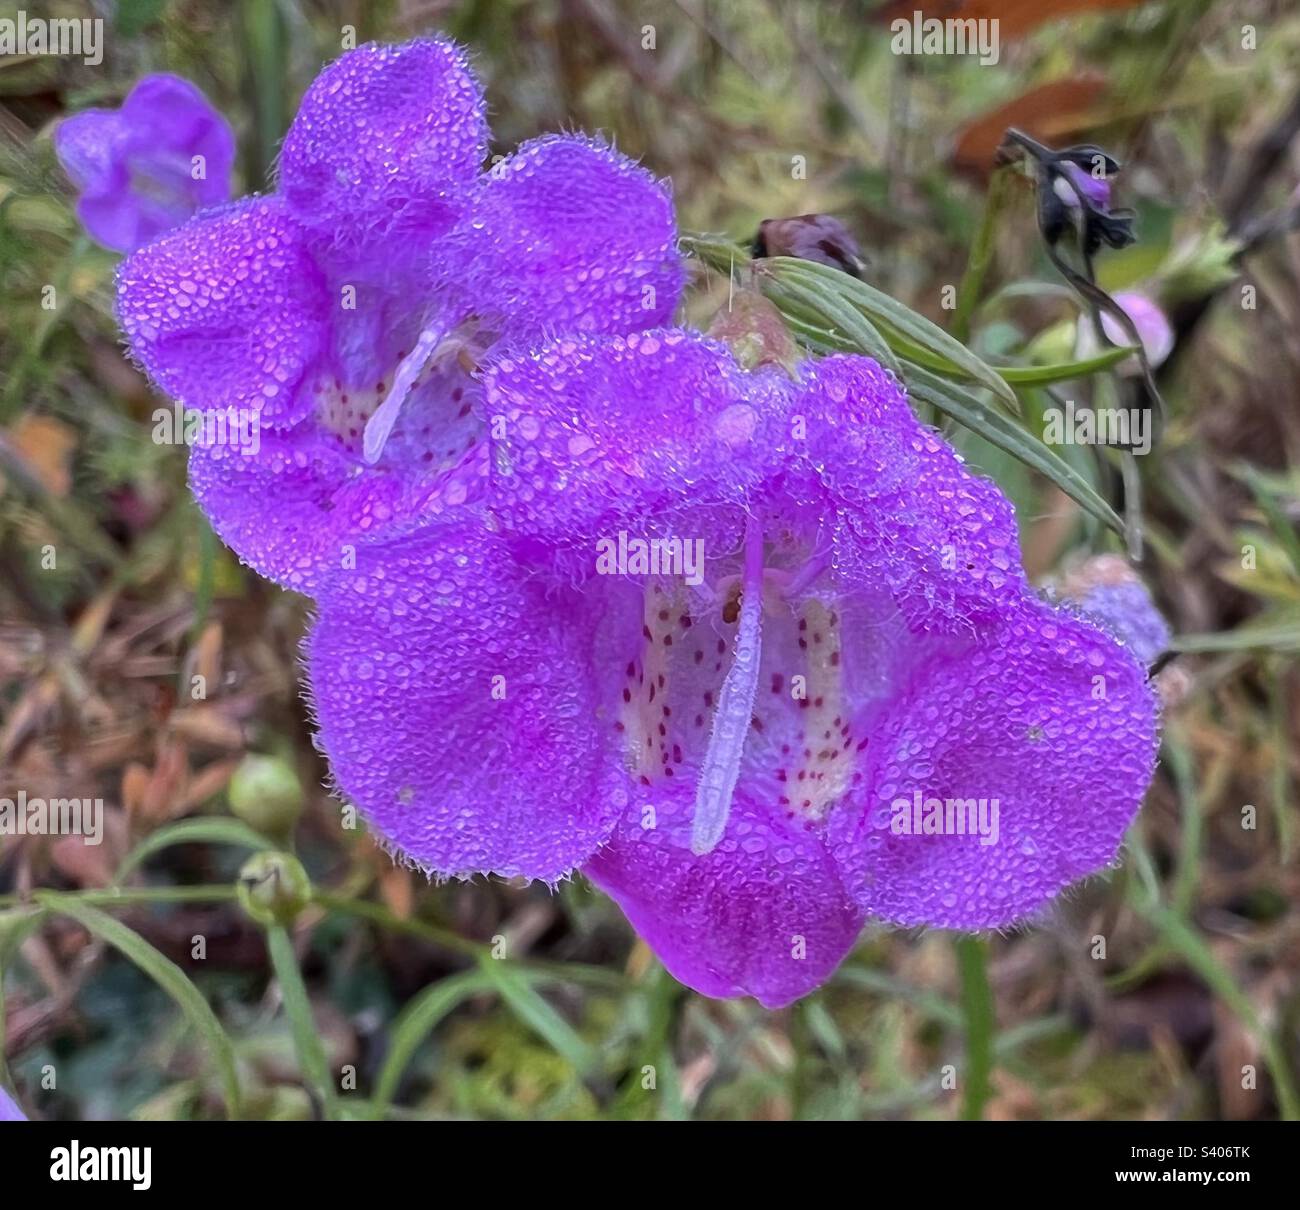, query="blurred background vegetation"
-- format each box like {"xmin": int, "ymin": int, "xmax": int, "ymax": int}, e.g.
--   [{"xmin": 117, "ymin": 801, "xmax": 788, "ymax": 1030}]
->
[{"xmin": 1, "ymin": 0, "xmax": 1299, "ymax": 1121}]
